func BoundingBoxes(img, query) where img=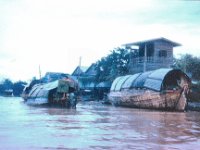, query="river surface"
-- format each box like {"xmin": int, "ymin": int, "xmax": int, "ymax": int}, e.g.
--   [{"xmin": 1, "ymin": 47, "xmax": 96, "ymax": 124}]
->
[{"xmin": 0, "ymin": 97, "xmax": 200, "ymax": 150}]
